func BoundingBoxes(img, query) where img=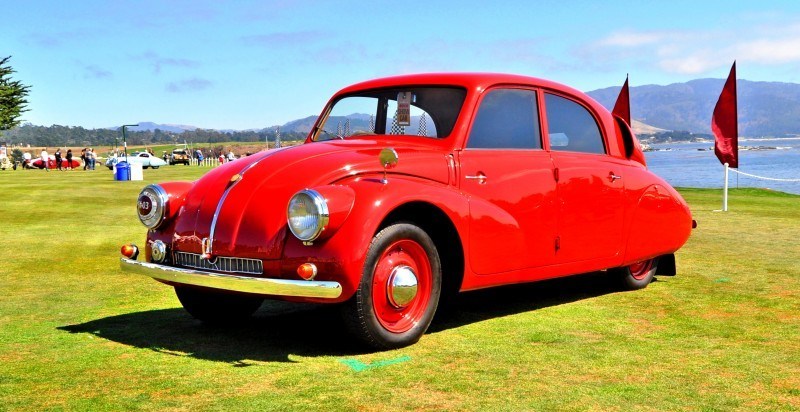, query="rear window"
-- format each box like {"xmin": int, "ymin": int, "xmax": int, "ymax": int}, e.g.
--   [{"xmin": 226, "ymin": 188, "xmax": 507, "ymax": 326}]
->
[
  {"xmin": 544, "ymin": 93, "xmax": 605, "ymax": 154},
  {"xmin": 313, "ymin": 87, "xmax": 467, "ymax": 141}
]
